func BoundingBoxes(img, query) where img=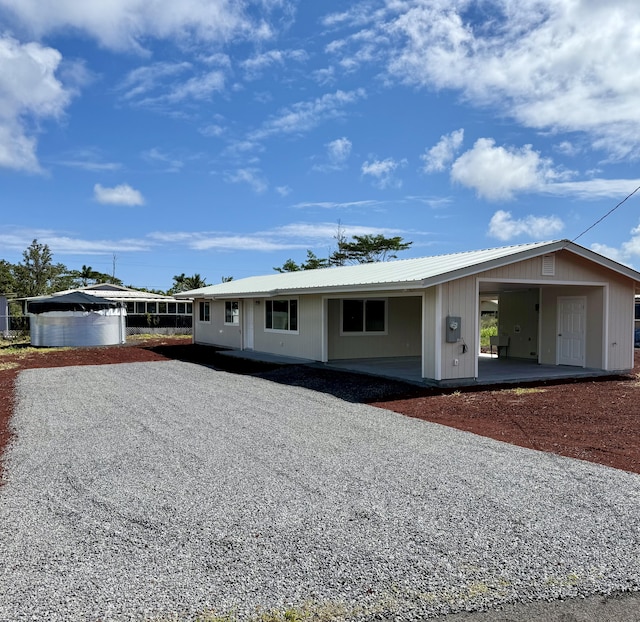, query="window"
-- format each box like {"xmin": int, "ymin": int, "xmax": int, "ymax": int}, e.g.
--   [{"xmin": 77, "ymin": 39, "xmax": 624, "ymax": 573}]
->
[
  {"xmin": 168, "ymin": 302, "xmax": 177, "ymax": 314},
  {"xmin": 198, "ymin": 301, "xmax": 210, "ymax": 322},
  {"xmin": 342, "ymin": 299, "xmax": 386, "ymax": 333},
  {"xmin": 135, "ymin": 301, "xmax": 146, "ymax": 314},
  {"xmin": 177, "ymin": 302, "xmax": 186, "ymax": 314},
  {"xmin": 265, "ymin": 299, "xmax": 298, "ymax": 331},
  {"xmin": 146, "ymin": 302, "xmax": 157, "ymax": 314},
  {"xmin": 158, "ymin": 302, "xmax": 167, "ymax": 314},
  {"xmin": 186, "ymin": 303, "xmax": 192, "ymax": 314},
  {"xmin": 126, "ymin": 301, "xmax": 135, "ymax": 313},
  {"xmin": 225, "ymin": 301, "xmax": 239, "ymax": 325}
]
